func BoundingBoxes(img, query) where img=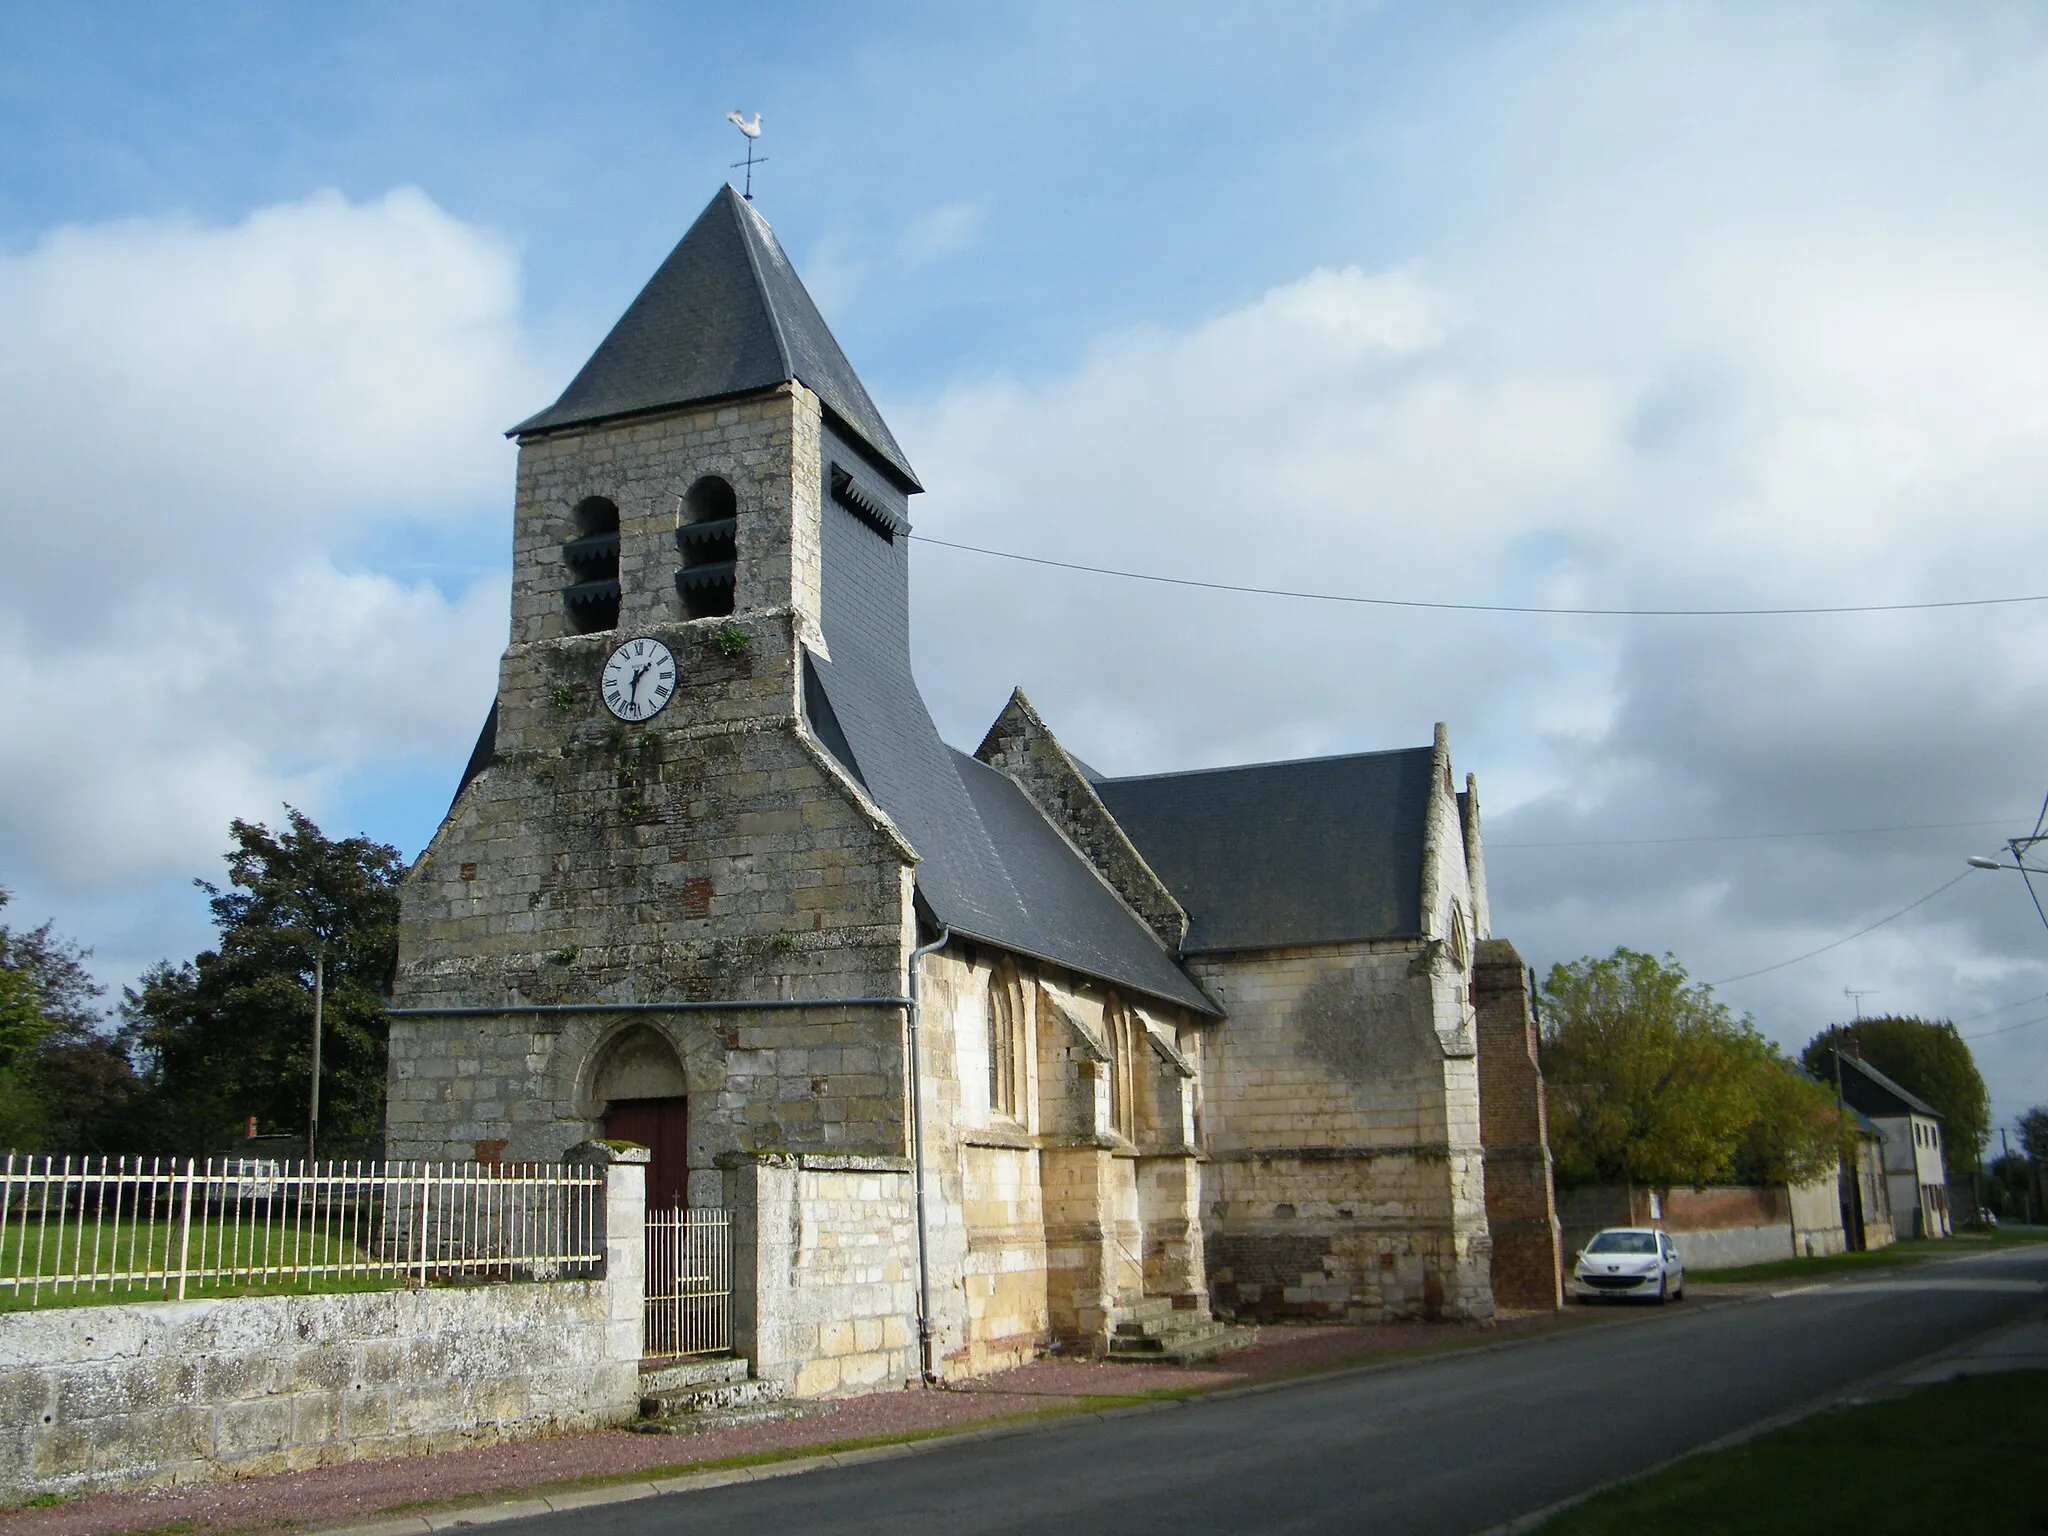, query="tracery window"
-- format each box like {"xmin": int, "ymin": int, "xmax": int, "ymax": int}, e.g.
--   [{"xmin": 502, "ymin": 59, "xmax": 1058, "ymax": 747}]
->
[
  {"xmin": 986, "ymin": 963, "xmax": 1024, "ymax": 1120},
  {"xmin": 1105, "ymin": 996, "xmax": 1140, "ymax": 1142}
]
